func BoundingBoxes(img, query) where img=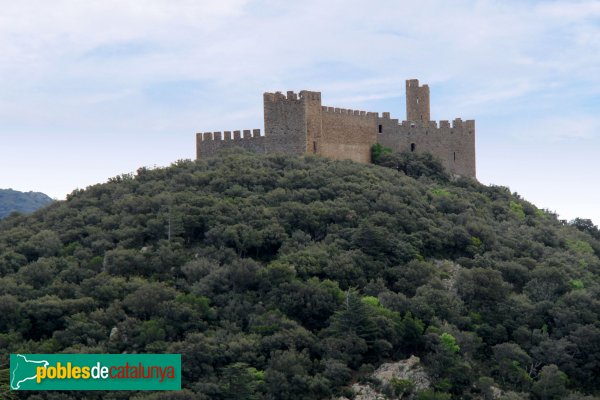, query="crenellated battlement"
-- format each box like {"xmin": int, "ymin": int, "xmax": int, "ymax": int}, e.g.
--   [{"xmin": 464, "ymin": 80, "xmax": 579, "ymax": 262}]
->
[
  {"xmin": 320, "ymin": 106, "xmax": 377, "ymax": 117},
  {"xmin": 197, "ymin": 79, "xmax": 476, "ymax": 178},
  {"xmin": 263, "ymin": 90, "xmax": 322, "ymax": 103},
  {"xmin": 198, "ymin": 129, "xmax": 261, "ymax": 142},
  {"xmin": 391, "ymin": 119, "xmax": 474, "ymax": 130},
  {"xmin": 264, "ymin": 91, "xmax": 300, "ymax": 102}
]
